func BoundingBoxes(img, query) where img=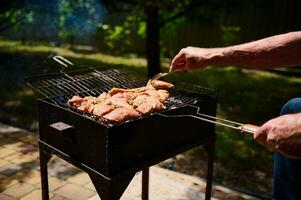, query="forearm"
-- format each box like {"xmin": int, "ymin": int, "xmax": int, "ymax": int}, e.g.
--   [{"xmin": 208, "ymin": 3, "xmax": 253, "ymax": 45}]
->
[{"xmin": 211, "ymin": 32, "xmax": 301, "ymax": 69}]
